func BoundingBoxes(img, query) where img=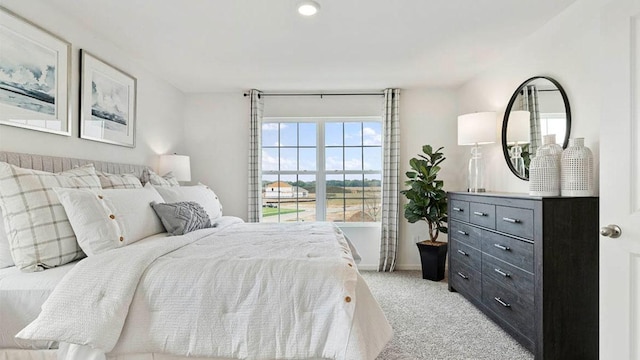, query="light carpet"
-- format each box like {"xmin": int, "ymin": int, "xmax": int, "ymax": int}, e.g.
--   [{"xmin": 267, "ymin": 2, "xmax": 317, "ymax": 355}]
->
[{"xmin": 360, "ymin": 270, "xmax": 533, "ymax": 360}]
